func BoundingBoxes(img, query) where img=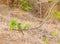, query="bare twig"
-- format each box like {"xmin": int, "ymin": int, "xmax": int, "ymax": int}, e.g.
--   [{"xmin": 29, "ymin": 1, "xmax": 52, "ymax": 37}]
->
[{"xmin": 29, "ymin": 0, "xmax": 60, "ymax": 30}]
